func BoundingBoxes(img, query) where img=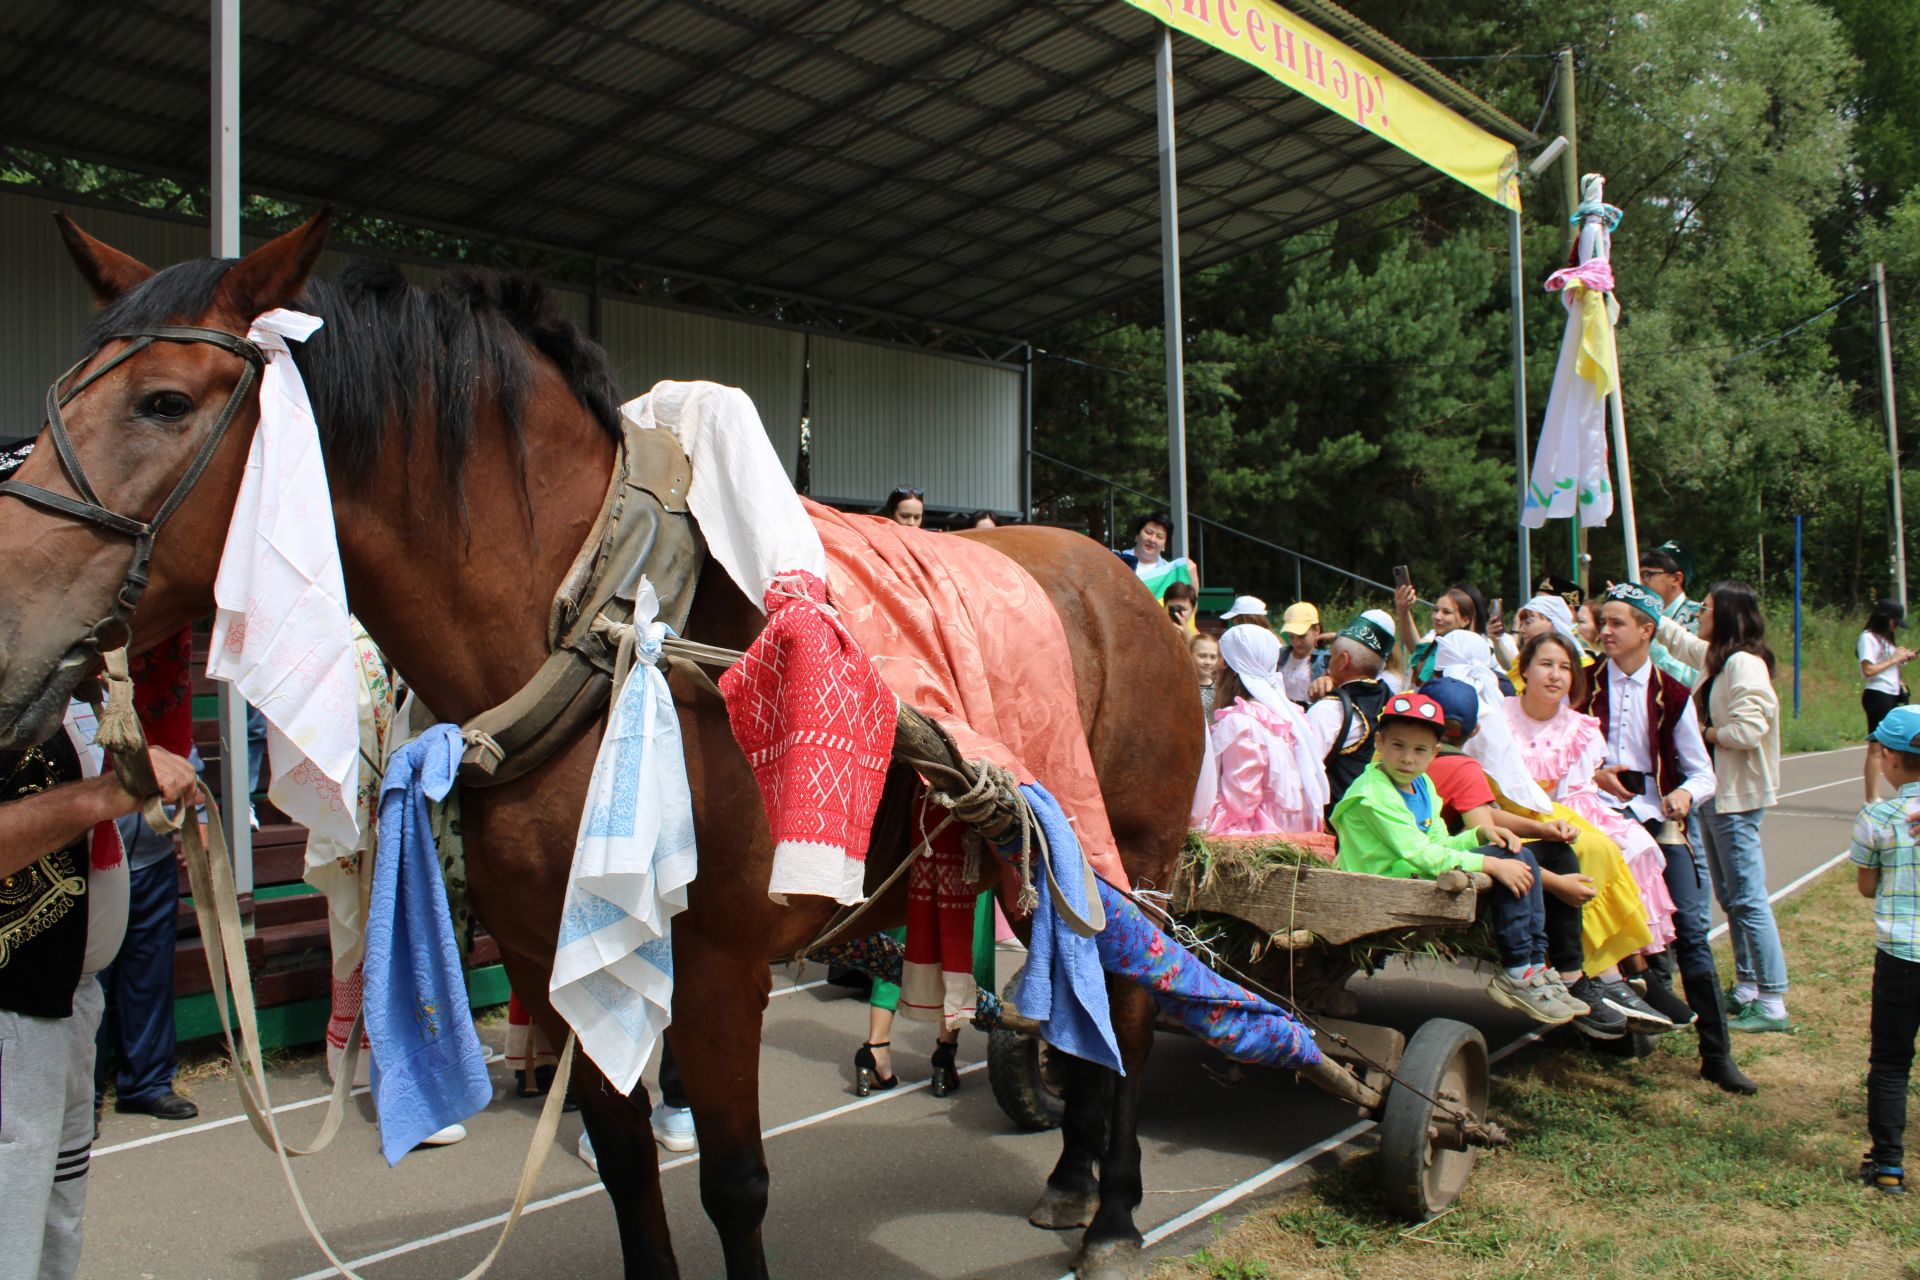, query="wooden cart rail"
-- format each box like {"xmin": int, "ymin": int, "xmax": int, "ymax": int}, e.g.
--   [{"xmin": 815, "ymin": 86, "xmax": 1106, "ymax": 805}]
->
[{"xmin": 1172, "ymin": 862, "xmax": 1491, "ymax": 946}]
